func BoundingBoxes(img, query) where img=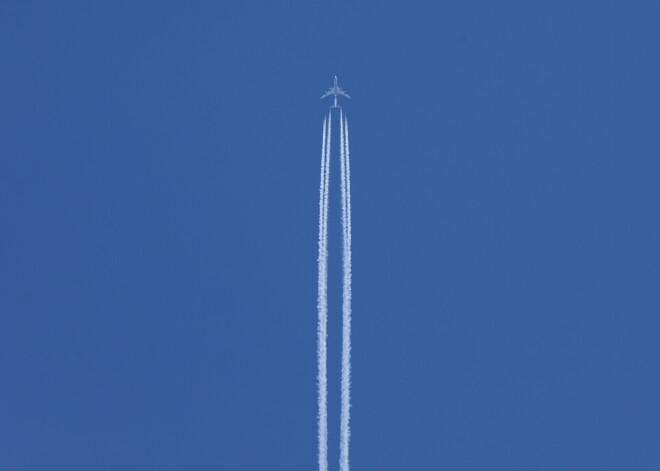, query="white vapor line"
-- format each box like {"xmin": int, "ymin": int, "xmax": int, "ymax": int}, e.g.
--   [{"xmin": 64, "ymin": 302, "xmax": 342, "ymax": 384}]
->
[
  {"xmin": 344, "ymin": 117, "xmax": 352, "ymax": 278},
  {"xmin": 339, "ymin": 111, "xmax": 353, "ymax": 471},
  {"xmin": 317, "ymin": 114, "xmax": 330, "ymax": 471}
]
